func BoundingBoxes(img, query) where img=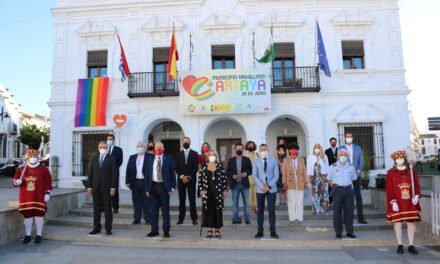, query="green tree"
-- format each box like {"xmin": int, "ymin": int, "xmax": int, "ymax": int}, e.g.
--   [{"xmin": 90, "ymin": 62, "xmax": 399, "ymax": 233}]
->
[{"xmin": 17, "ymin": 124, "xmax": 50, "ymax": 150}]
